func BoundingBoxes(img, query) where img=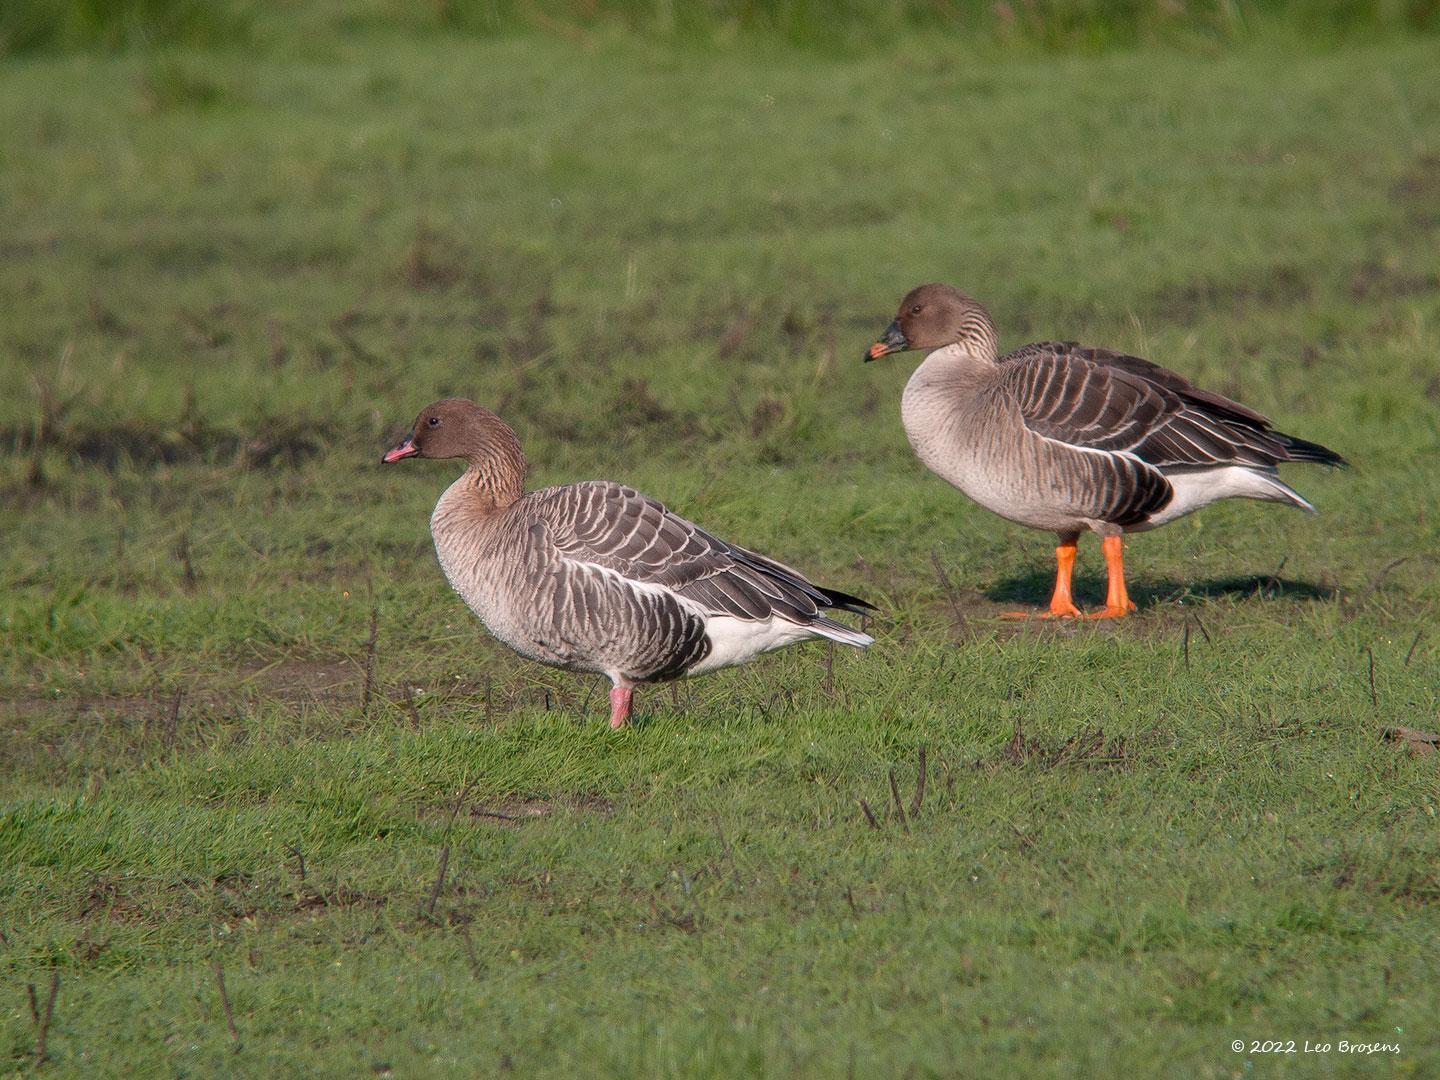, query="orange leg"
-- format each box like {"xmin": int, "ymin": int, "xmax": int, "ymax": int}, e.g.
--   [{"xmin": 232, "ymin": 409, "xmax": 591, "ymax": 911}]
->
[
  {"xmin": 1084, "ymin": 535, "xmax": 1137, "ymax": 619},
  {"xmin": 1047, "ymin": 538, "xmax": 1082, "ymax": 617},
  {"xmin": 1003, "ymin": 536, "xmax": 1082, "ymax": 619}
]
